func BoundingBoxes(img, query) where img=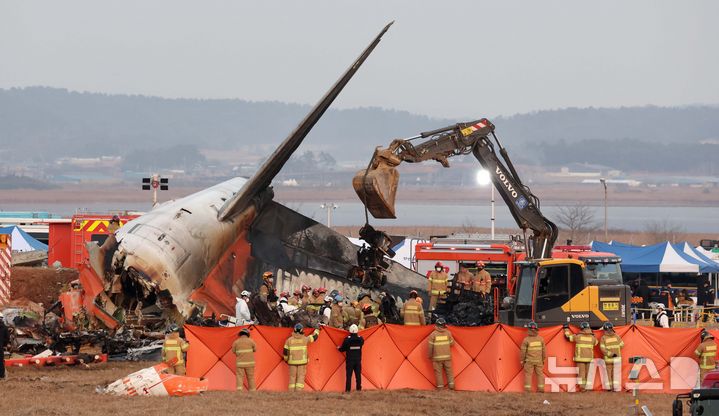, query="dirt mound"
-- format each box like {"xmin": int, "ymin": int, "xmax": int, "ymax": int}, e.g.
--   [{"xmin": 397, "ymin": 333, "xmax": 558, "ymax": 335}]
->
[{"xmin": 10, "ymin": 266, "xmax": 78, "ymax": 307}]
